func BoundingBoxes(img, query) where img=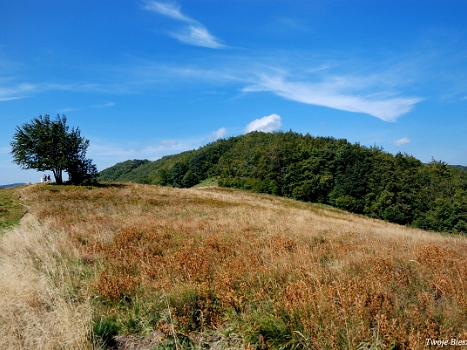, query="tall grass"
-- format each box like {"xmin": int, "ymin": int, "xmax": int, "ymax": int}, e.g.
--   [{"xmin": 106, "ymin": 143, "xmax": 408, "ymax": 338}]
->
[
  {"xmin": 9, "ymin": 183, "xmax": 467, "ymax": 349},
  {"xmin": 0, "ymin": 212, "xmax": 92, "ymax": 349}
]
